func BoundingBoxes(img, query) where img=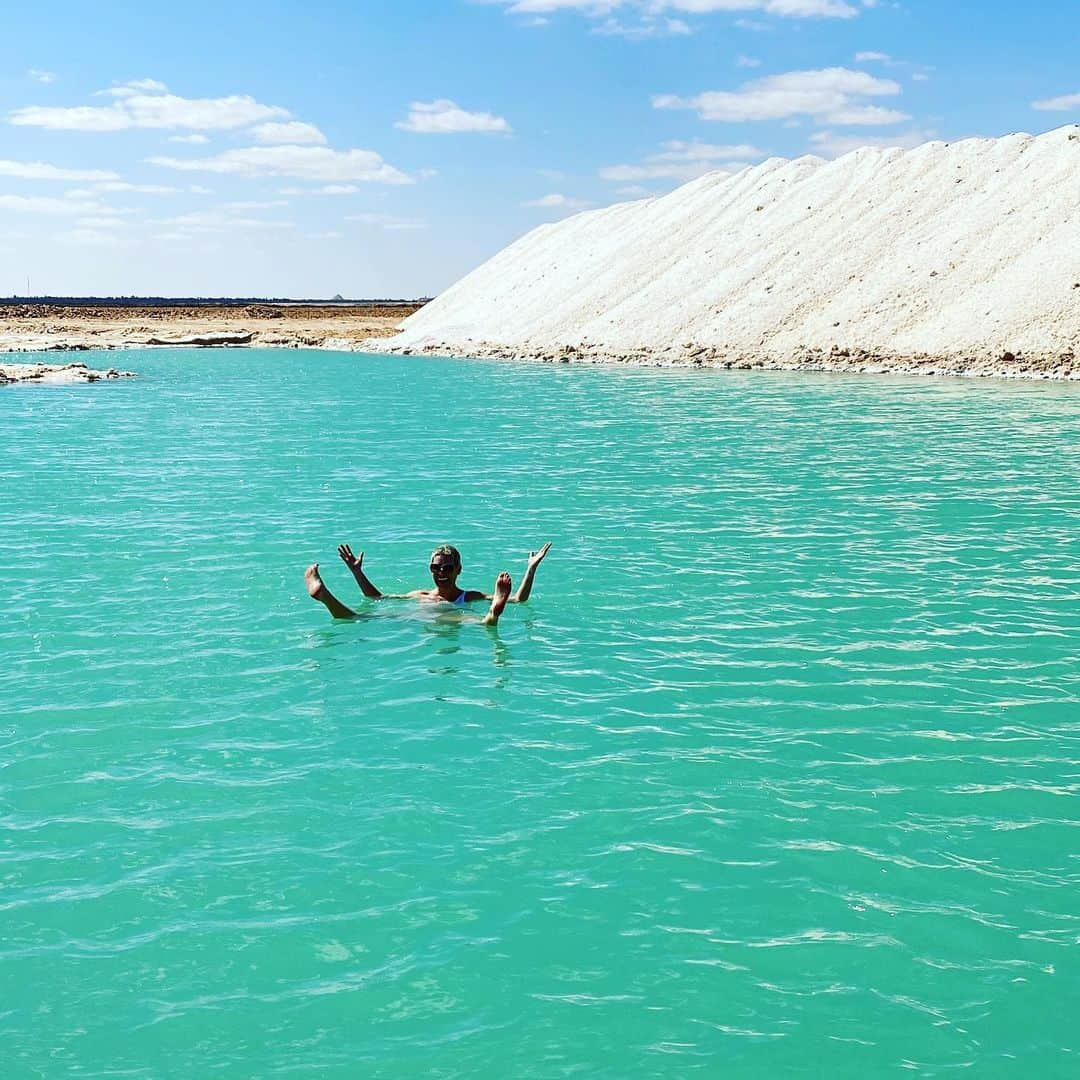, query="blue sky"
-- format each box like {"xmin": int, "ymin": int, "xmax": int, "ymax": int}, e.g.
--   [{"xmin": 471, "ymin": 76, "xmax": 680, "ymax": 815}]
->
[{"xmin": 0, "ymin": 0, "xmax": 1076, "ymax": 298}]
